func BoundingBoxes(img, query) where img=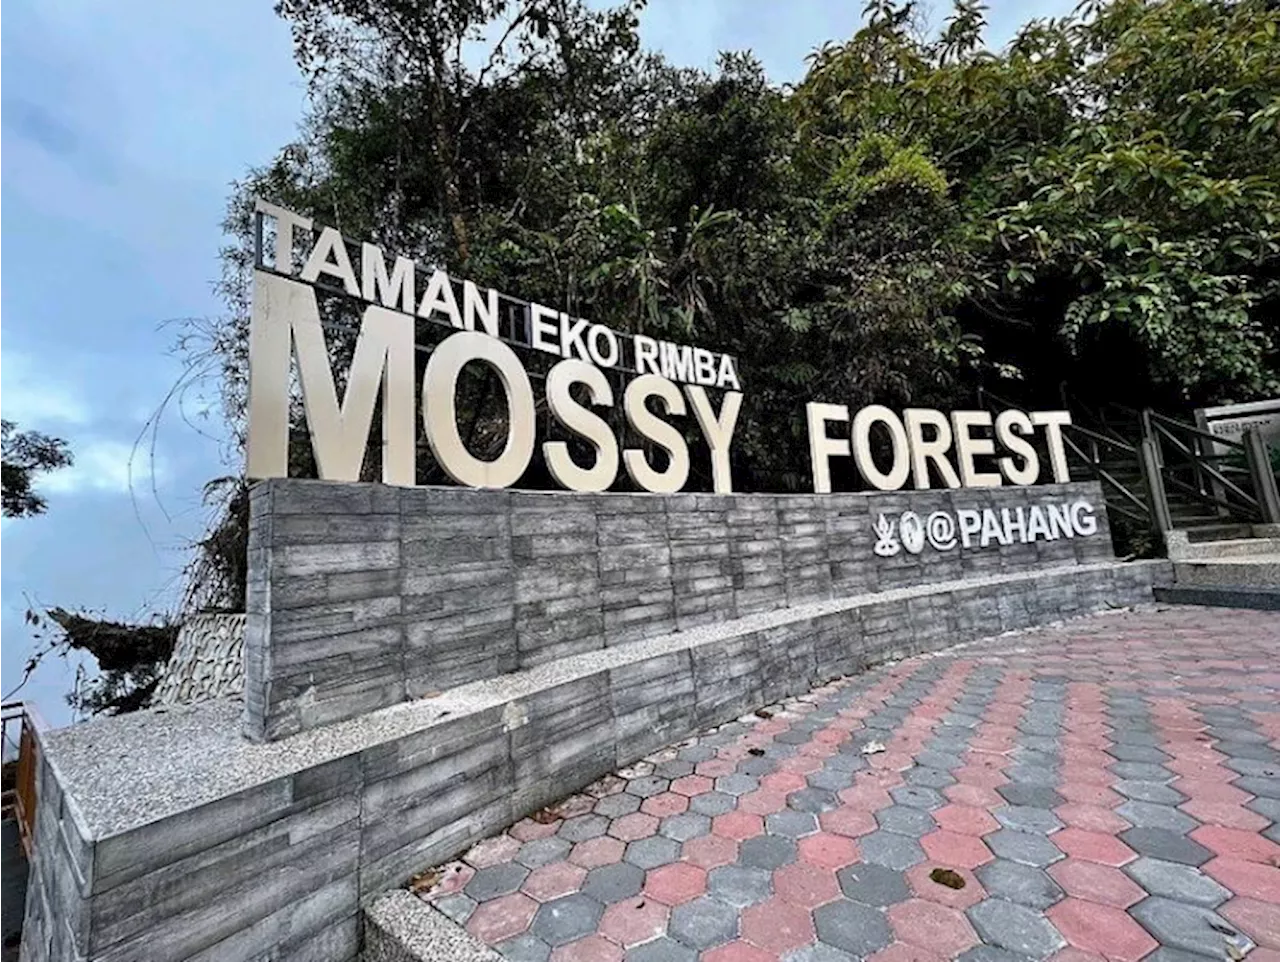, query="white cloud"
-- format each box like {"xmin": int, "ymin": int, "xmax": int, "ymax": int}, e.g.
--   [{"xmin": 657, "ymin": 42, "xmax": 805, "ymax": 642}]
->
[
  {"xmin": 1, "ymin": 352, "xmax": 92, "ymax": 426},
  {"xmin": 42, "ymin": 438, "xmax": 169, "ymax": 495}
]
